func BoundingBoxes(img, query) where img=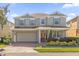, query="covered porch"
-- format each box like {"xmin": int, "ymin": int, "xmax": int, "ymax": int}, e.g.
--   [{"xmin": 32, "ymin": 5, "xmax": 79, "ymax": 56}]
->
[{"xmin": 37, "ymin": 27, "xmax": 69, "ymax": 43}]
